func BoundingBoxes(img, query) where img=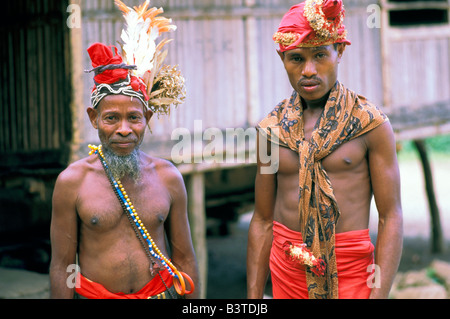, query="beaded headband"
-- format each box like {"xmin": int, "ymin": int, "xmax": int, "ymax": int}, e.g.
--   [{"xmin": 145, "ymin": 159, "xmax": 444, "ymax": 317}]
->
[{"xmin": 89, "ymin": 76, "xmax": 149, "ymax": 109}]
